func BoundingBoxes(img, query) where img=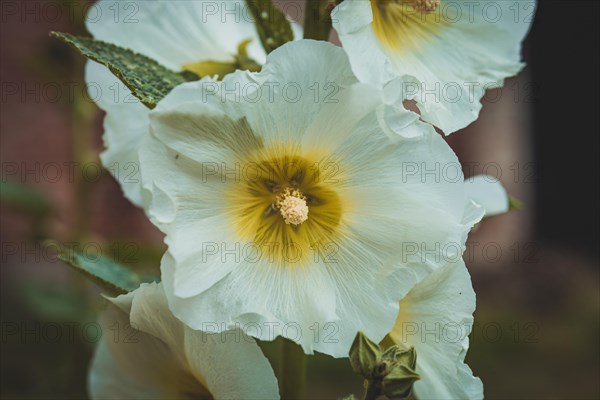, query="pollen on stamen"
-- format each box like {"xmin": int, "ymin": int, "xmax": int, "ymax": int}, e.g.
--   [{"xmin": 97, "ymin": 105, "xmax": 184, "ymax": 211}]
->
[
  {"xmin": 412, "ymin": 0, "xmax": 440, "ymax": 13},
  {"xmin": 276, "ymin": 187, "xmax": 309, "ymax": 226}
]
